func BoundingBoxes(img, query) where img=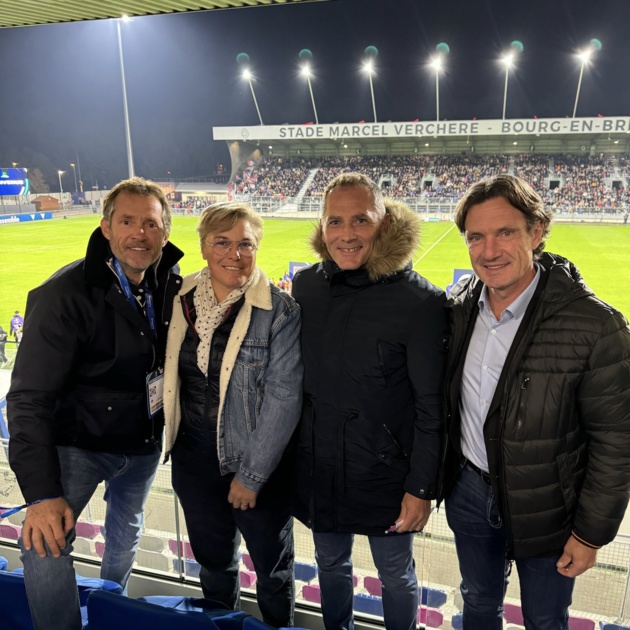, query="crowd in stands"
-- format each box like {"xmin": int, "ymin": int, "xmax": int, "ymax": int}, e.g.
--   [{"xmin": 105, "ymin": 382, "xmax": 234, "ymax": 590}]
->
[
  {"xmin": 230, "ymin": 153, "xmax": 630, "ymax": 211},
  {"xmin": 543, "ymin": 154, "xmax": 625, "ymax": 212},
  {"xmin": 171, "ymin": 196, "xmax": 218, "ymax": 215},
  {"xmin": 230, "ymin": 158, "xmax": 318, "ymax": 198}
]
